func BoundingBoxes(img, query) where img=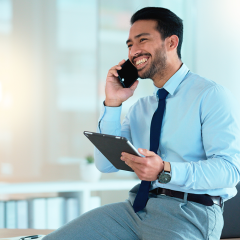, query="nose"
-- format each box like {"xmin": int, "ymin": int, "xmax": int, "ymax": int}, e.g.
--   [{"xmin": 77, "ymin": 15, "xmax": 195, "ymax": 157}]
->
[{"xmin": 129, "ymin": 44, "xmax": 141, "ymax": 59}]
